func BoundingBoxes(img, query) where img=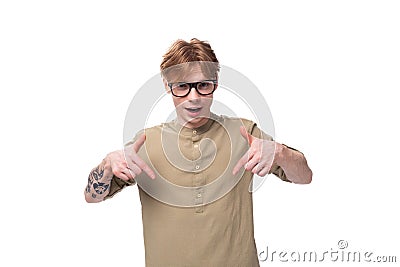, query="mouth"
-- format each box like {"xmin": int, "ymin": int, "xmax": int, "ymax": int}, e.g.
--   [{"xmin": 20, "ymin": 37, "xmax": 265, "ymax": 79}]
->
[
  {"xmin": 184, "ymin": 107, "xmax": 203, "ymax": 116},
  {"xmin": 185, "ymin": 107, "xmax": 202, "ymax": 113}
]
